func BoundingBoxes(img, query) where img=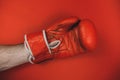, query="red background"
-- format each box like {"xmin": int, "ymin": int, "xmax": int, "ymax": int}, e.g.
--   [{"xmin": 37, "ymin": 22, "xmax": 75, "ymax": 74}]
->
[{"xmin": 0, "ymin": 0, "xmax": 120, "ymax": 80}]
